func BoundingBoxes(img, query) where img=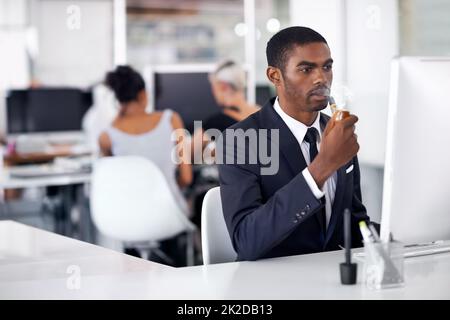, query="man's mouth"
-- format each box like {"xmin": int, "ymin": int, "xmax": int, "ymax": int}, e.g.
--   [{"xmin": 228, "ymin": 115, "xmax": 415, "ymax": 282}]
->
[
  {"xmin": 309, "ymin": 87, "xmax": 330, "ymax": 97},
  {"xmin": 309, "ymin": 87, "xmax": 330, "ymax": 101}
]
